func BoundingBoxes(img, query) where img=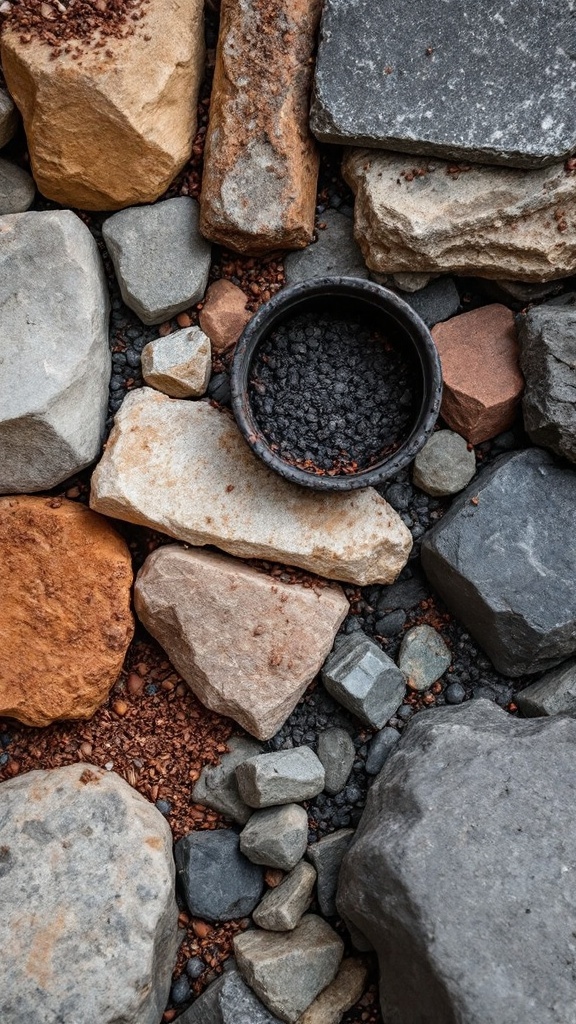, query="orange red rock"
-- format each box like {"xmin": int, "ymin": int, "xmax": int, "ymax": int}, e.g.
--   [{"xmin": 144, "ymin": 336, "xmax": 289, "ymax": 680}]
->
[{"xmin": 199, "ymin": 279, "xmax": 252, "ymax": 353}]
